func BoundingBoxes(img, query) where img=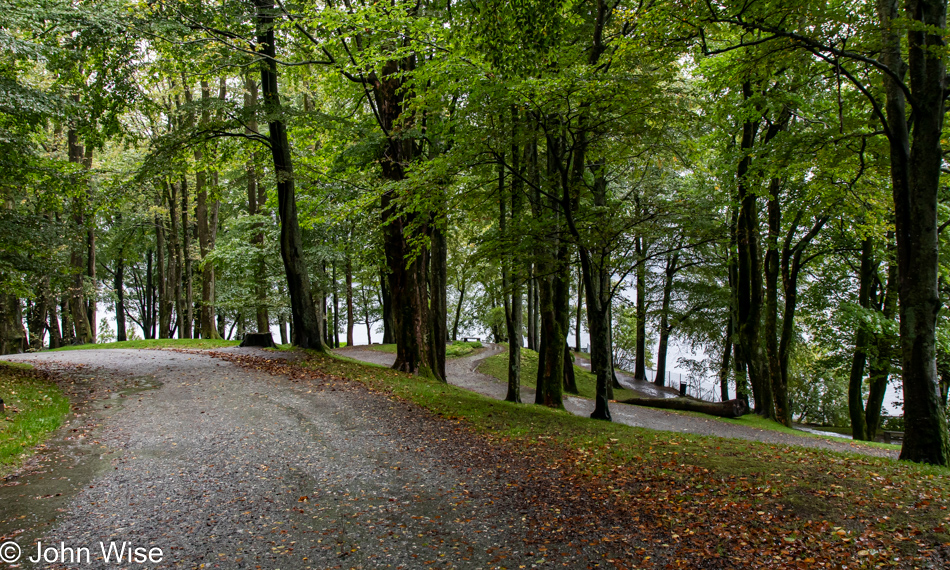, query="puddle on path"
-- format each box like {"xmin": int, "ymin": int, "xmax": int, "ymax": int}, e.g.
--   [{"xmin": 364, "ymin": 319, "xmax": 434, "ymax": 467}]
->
[{"xmin": 0, "ymin": 374, "xmax": 160, "ymax": 560}]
